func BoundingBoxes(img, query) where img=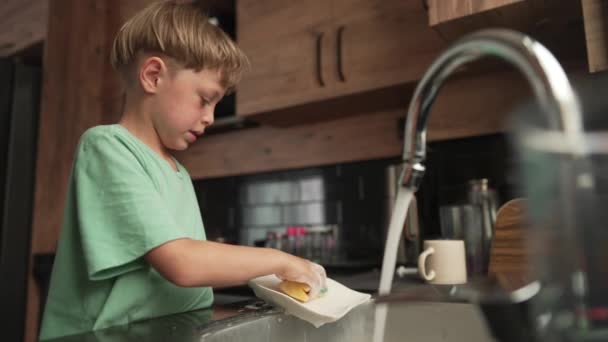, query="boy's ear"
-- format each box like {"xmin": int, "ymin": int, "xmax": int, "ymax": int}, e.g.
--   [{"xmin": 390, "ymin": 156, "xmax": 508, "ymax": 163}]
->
[{"xmin": 140, "ymin": 56, "xmax": 166, "ymax": 94}]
